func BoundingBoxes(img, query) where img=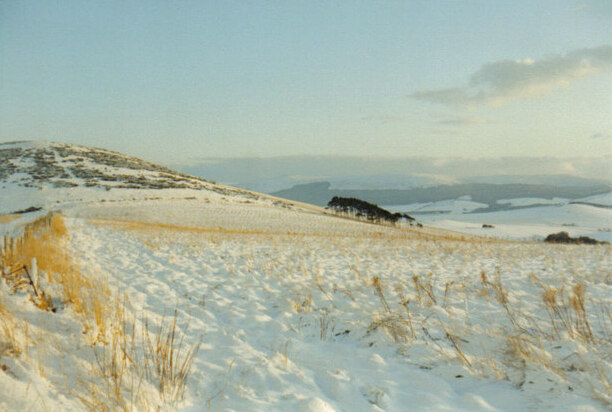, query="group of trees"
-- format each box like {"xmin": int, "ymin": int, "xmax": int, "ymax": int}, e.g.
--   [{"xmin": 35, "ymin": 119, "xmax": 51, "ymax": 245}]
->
[
  {"xmin": 544, "ymin": 231, "xmax": 607, "ymax": 245},
  {"xmin": 327, "ymin": 196, "xmax": 414, "ymax": 224}
]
